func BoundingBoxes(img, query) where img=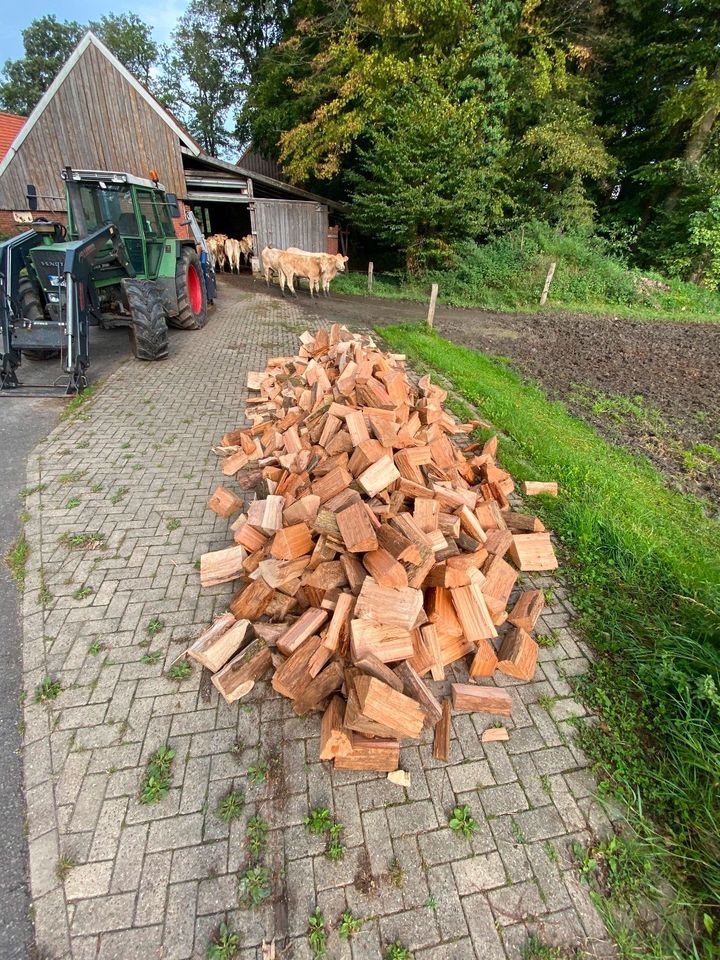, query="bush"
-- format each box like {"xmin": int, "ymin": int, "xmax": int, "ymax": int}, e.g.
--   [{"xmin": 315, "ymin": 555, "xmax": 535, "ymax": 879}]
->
[{"xmin": 335, "ymin": 220, "xmax": 720, "ymax": 320}]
